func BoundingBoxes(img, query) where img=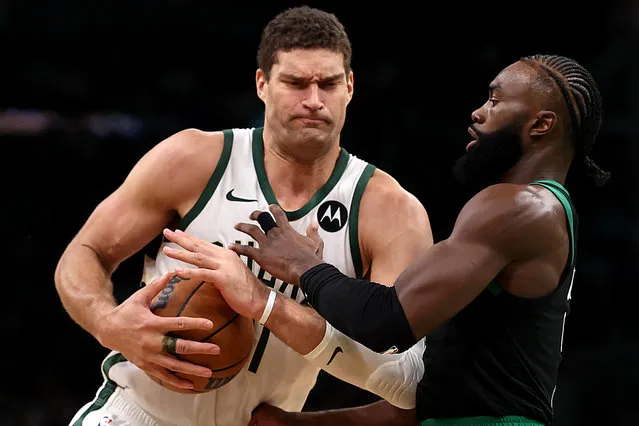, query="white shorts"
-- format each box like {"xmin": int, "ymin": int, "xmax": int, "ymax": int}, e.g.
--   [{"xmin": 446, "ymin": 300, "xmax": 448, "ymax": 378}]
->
[{"xmin": 70, "ymin": 384, "xmax": 160, "ymax": 426}]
